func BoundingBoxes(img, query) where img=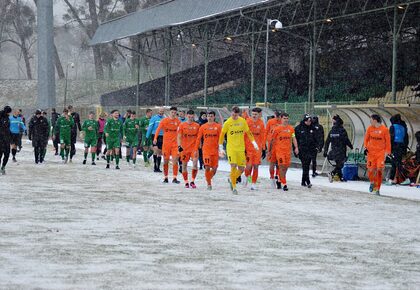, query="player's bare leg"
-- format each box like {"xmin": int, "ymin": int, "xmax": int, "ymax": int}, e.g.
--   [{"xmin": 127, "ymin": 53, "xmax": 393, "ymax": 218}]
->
[{"xmin": 190, "ymin": 156, "xmax": 198, "ymax": 188}]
